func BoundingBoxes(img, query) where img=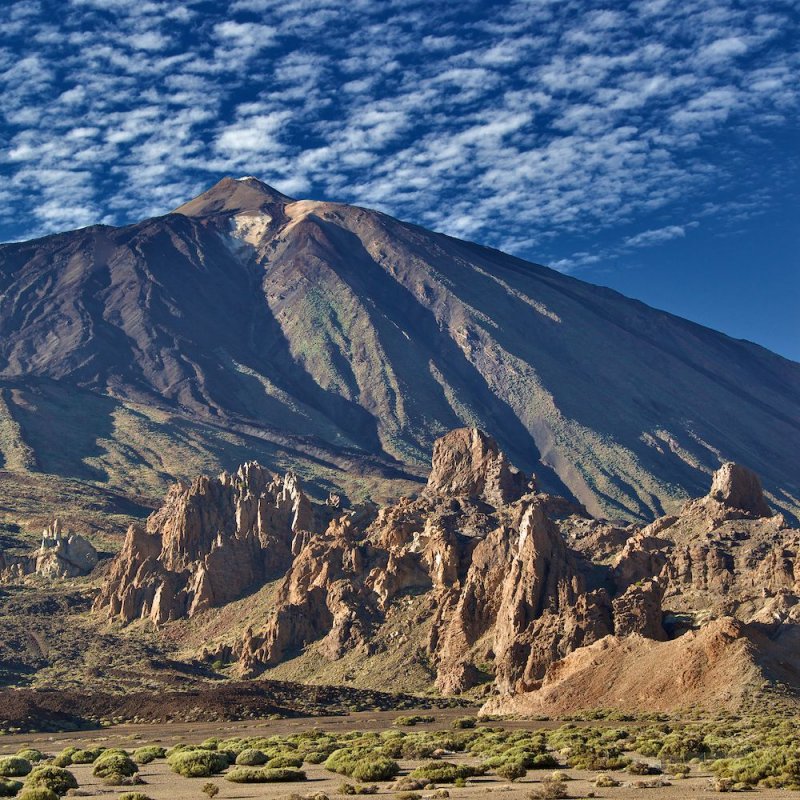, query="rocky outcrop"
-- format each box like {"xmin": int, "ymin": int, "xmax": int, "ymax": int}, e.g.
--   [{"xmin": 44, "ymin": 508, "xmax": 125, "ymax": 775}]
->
[
  {"xmin": 0, "ymin": 520, "xmax": 98, "ymax": 580},
  {"xmin": 94, "ymin": 464, "xmax": 330, "ymax": 624},
  {"xmin": 708, "ymin": 462, "xmax": 772, "ymax": 517},
  {"xmin": 95, "ymin": 439, "xmax": 800, "ymax": 712},
  {"xmin": 426, "ymin": 428, "xmax": 529, "ymax": 506},
  {"xmin": 36, "ymin": 520, "xmax": 99, "ymax": 578}
]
